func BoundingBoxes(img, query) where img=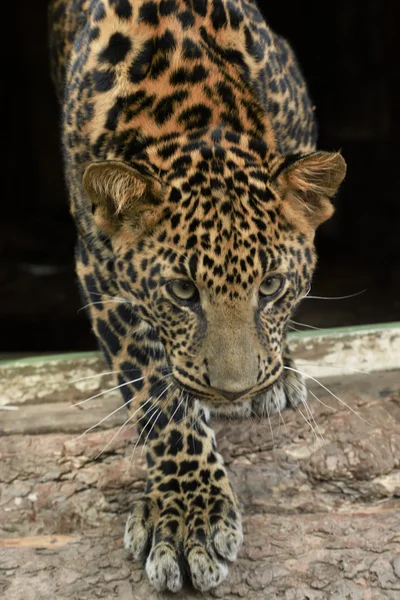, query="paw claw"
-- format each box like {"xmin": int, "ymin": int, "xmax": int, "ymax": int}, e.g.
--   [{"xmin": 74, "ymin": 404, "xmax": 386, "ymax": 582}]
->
[
  {"xmin": 213, "ymin": 527, "xmax": 243, "ymax": 562},
  {"xmin": 146, "ymin": 546, "xmax": 183, "ymax": 592},
  {"xmin": 124, "ymin": 513, "xmax": 149, "ymax": 559},
  {"xmin": 188, "ymin": 549, "xmax": 228, "ymax": 592},
  {"xmin": 124, "ymin": 498, "xmax": 155, "ymax": 560}
]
